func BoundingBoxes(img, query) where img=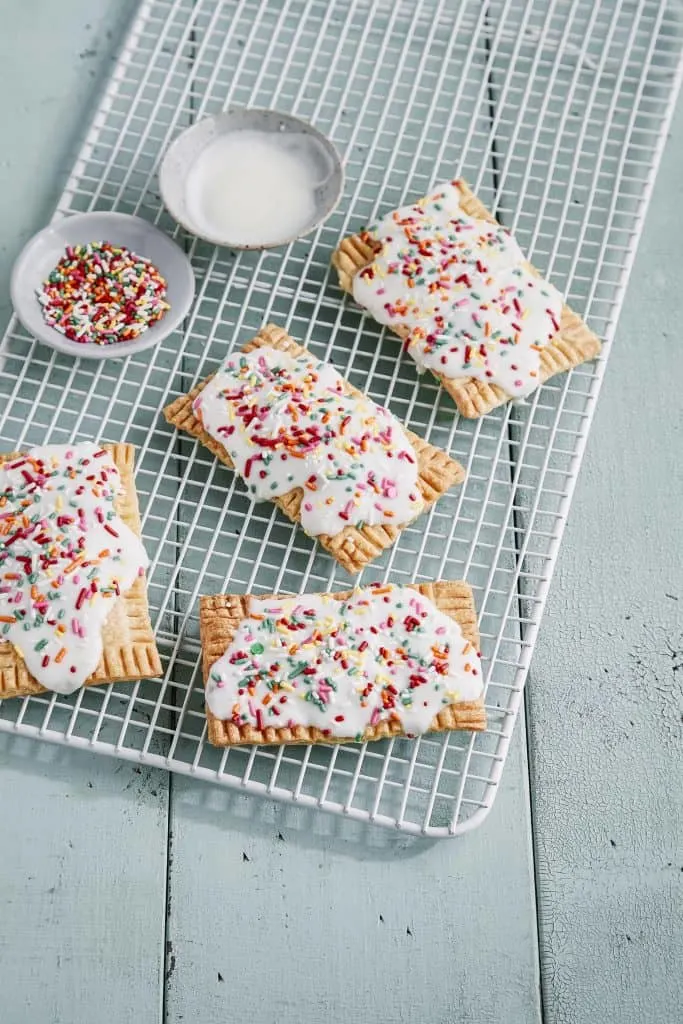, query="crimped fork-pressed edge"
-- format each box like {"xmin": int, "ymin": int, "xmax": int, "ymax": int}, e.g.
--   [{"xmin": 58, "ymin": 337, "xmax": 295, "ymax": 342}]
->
[
  {"xmin": 163, "ymin": 324, "xmax": 465, "ymax": 574},
  {"xmin": 0, "ymin": 443, "xmax": 161, "ymax": 699},
  {"xmin": 200, "ymin": 579, "xmax": 485, "ymax": 747},
  {"xmin": 331, "ymin": 179, "xmax": 602, "ymax": 419}
]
